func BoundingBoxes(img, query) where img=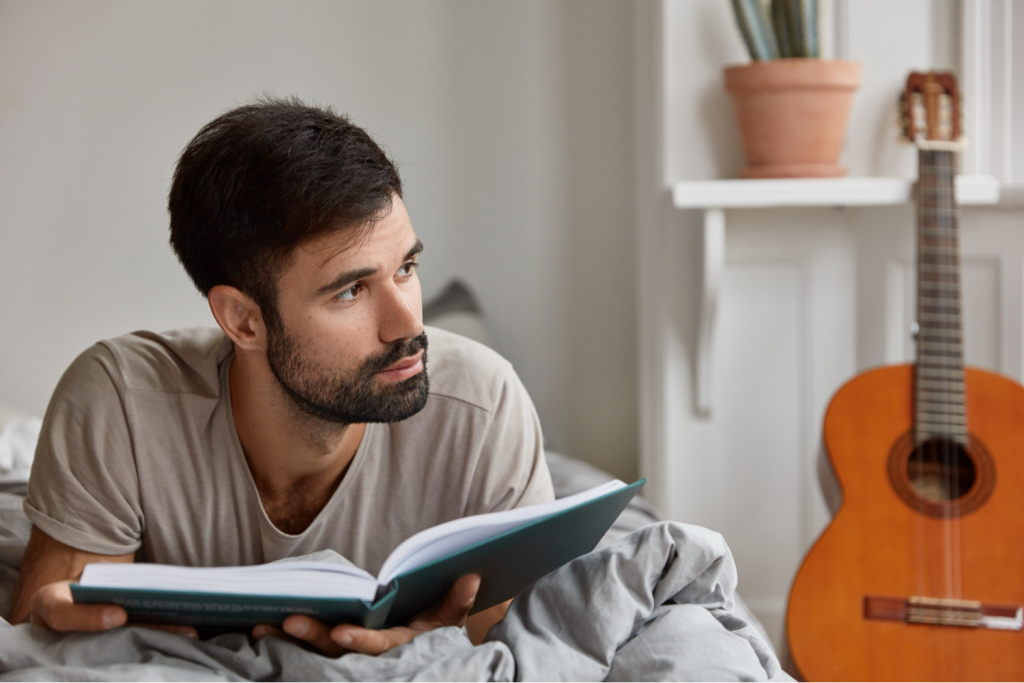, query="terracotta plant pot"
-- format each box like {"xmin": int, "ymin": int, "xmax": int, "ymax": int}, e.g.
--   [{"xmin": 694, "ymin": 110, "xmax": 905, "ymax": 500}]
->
[{"xmin": 724, "ymin": 59, "xmax": 861, "ymax": 178}]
